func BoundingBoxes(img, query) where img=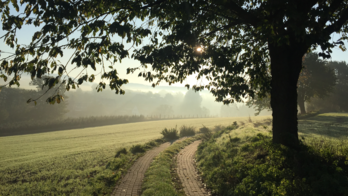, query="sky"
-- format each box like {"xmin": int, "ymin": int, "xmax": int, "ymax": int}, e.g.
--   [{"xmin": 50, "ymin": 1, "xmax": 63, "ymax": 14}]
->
[
  {"xmin": 0, "ymin": 15, "xmax": 202, "ymax": 90},
  {"xmin": 1, "ymin": 3, "xmax": 348, "ymax": 92}
]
